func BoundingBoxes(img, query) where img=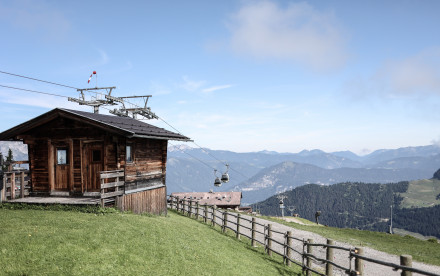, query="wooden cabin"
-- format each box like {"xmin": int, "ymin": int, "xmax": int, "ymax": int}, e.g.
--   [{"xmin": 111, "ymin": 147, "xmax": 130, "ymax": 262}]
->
[{"xmin": 0, "ymin": 108, "xmax": 190, "ymax": 214}]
